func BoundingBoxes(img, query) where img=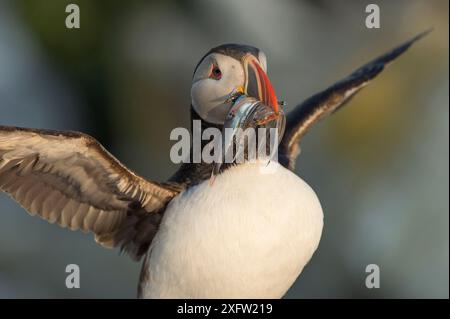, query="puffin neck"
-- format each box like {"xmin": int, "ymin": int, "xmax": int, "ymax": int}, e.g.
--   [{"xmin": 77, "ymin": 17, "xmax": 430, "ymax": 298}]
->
[
  {"xmin": 167, "ymin": 108, "xmax": 221, "ymax": 187},
  {"xmin": 190, "ymin": 106, "xmax": 223, "ymax": 154}
]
